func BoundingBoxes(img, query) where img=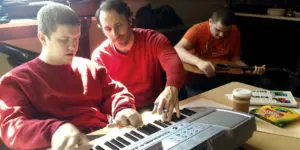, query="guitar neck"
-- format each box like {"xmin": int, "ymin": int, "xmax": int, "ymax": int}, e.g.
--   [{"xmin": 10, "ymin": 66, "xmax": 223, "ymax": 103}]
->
[
  {"xmin": 183, "ymin": 57, "xmax": 298, "ymax": 76},
  {"xmin": 183, "ymin": 61, "xmax": 294, "ymax": 76},
  {"xmin": 224, "ymin": 65, "xmax": 284, "ymax": 72}
]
